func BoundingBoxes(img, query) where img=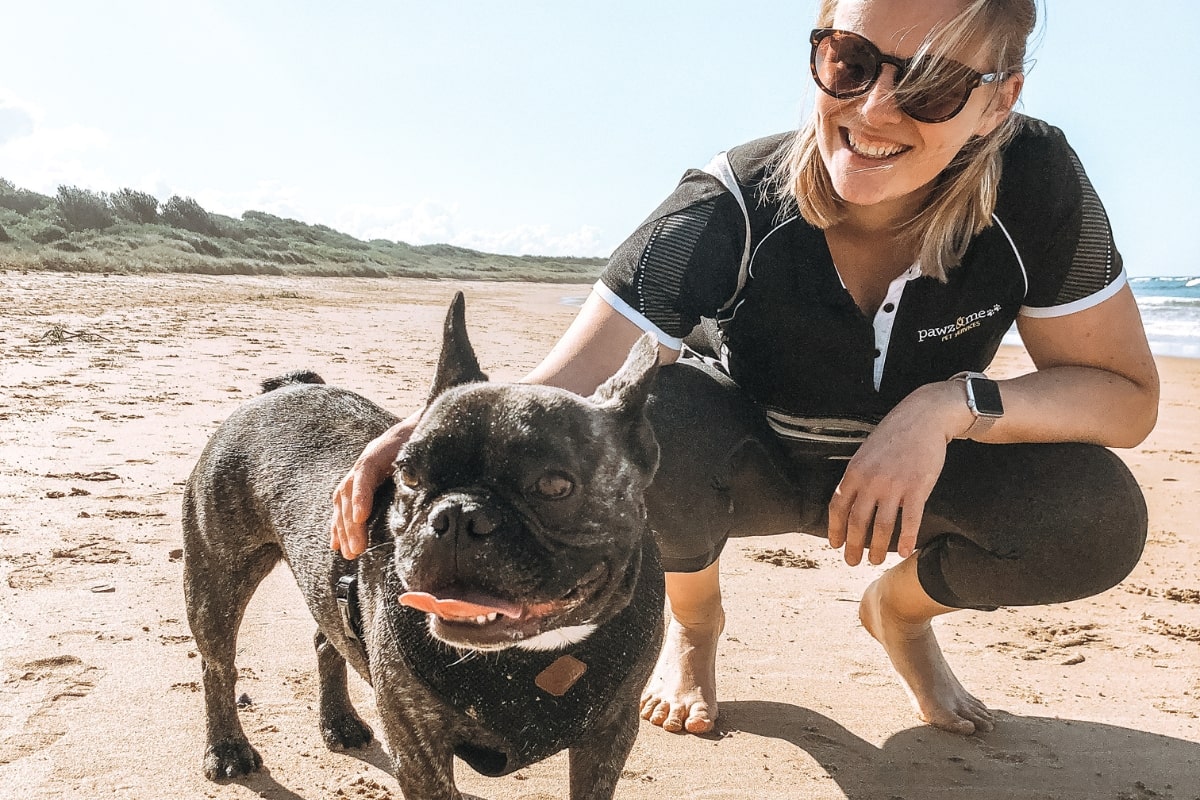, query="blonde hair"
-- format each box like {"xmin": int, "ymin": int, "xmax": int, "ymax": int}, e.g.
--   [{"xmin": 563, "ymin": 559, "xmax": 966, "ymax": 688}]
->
[{"xmin": 770, "ymin": 0, "xmax": 1037, "ymax": 281}]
